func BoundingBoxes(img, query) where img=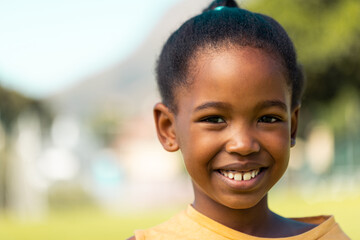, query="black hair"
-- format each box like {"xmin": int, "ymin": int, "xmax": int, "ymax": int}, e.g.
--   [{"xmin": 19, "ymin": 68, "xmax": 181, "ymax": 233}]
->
[{"xmin": 156, "ymin": 0, "xmax": 304, "ymax": 112}]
